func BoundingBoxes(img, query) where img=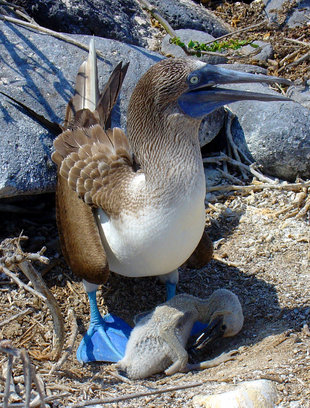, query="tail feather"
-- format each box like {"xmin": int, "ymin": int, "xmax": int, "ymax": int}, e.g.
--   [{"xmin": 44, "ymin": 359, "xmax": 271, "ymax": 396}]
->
[
  {"xmin": 64, "ymin": 38, "xmax": 99, "ymax": 128},
  {"xmin": 96, "ymin": 62, "xmax": 129, "ymax": 129}
]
